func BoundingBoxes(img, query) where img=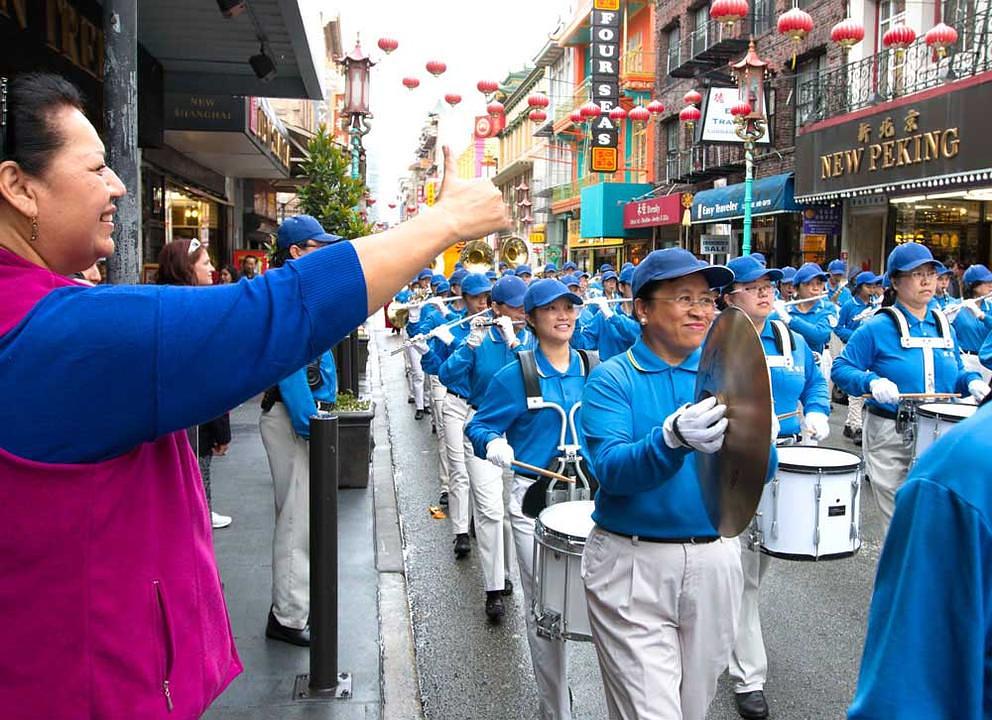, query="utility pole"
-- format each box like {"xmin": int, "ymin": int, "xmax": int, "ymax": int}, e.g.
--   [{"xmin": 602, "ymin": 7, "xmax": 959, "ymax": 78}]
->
[{"xmin": 103, "ymin": 1, "xmax": 140, "ymax": 285}]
